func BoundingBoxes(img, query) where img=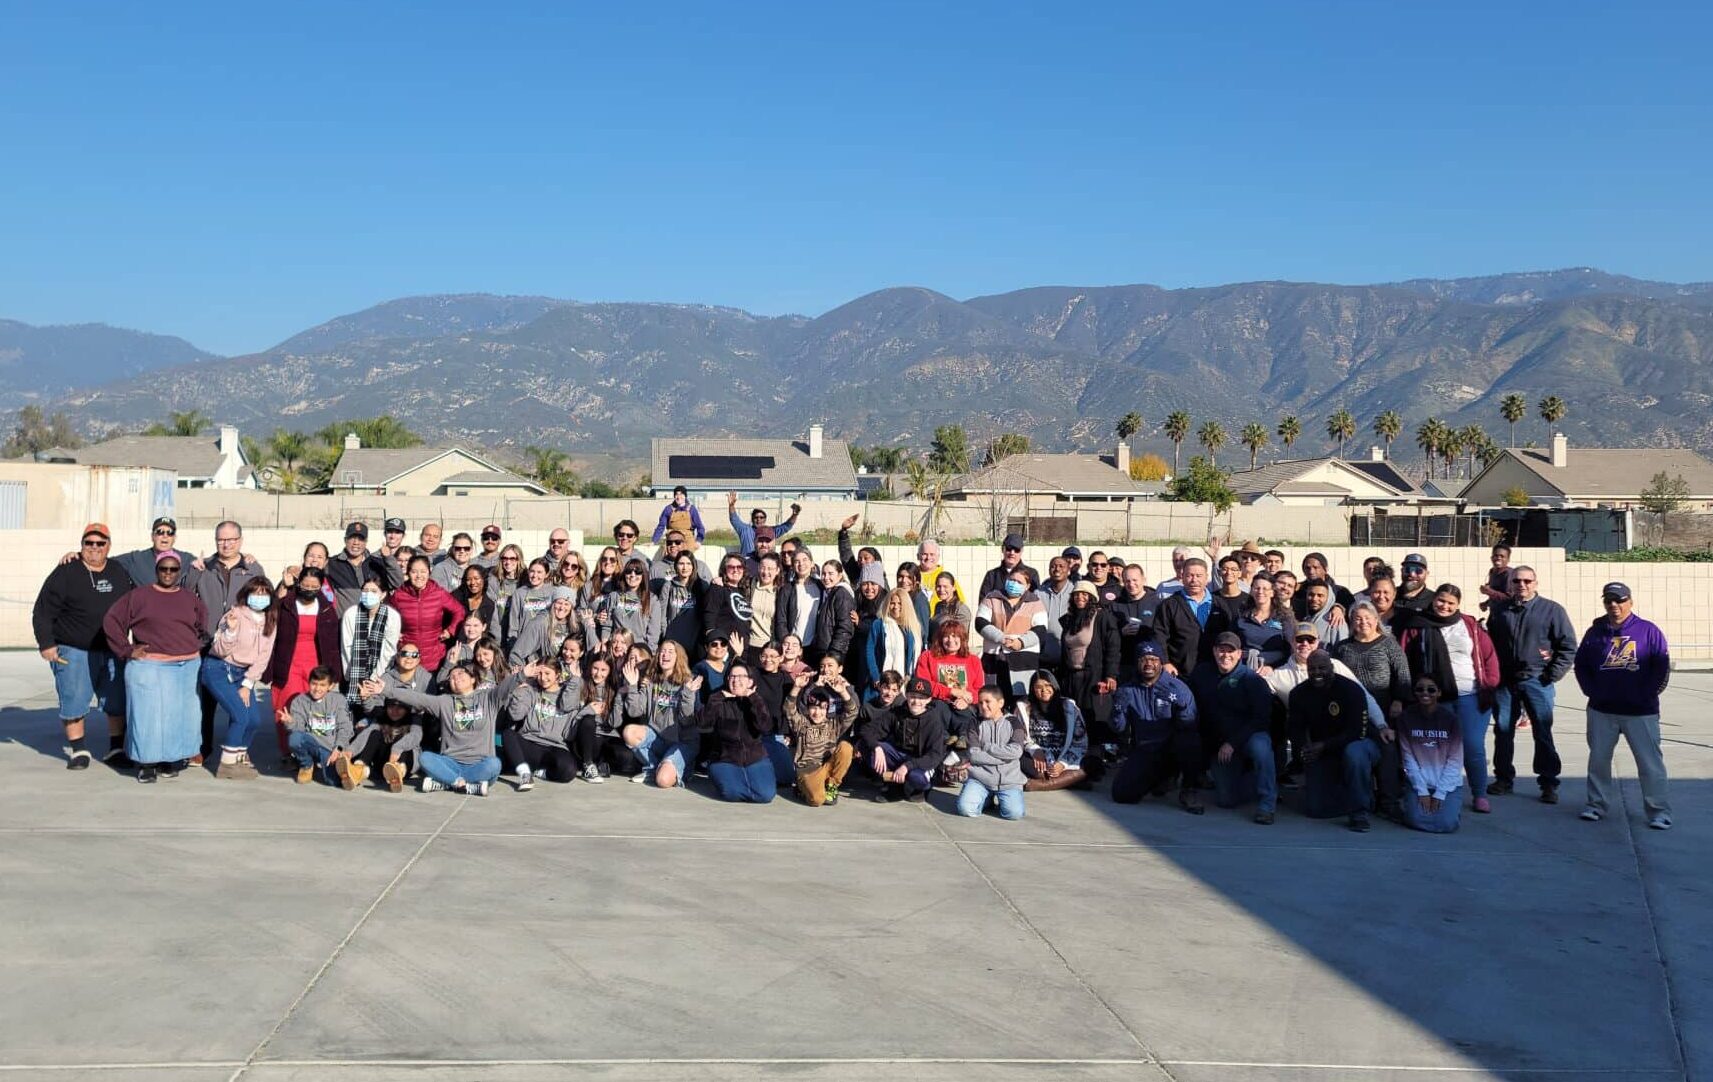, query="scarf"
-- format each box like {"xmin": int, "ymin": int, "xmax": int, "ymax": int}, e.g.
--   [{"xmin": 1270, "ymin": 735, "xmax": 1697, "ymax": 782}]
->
[
  {"xmin": 1401, "ymin": 606, "xmax": 1460, "ymax": 699},
  {"xmin": 348, "ymin": 605, "xmax": 391, "ymax": 684}
]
